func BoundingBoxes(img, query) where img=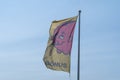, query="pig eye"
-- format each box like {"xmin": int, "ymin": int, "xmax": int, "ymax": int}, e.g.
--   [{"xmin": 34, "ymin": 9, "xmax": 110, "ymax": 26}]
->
[
  {"xmin": 58, "ymin": 32, "xmax": 65, "ymax": 40},
  {"xmin": 59, "ymin": 35, "xmax": 64, "ymax": 39}
]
